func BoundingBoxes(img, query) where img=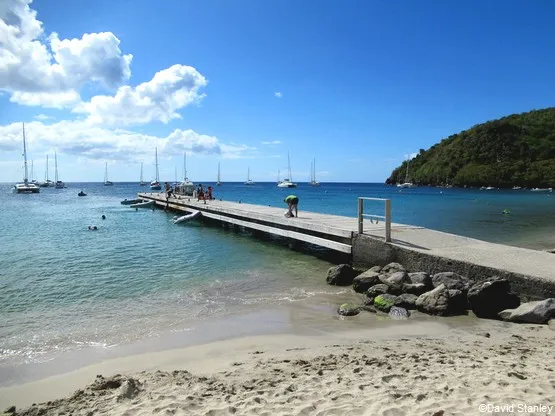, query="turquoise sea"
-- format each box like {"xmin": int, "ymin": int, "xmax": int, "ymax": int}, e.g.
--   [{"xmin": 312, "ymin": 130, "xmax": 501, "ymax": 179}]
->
[{"xmin": 1, "ymin": 182, "xmax": 554, "ymax": 385}]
